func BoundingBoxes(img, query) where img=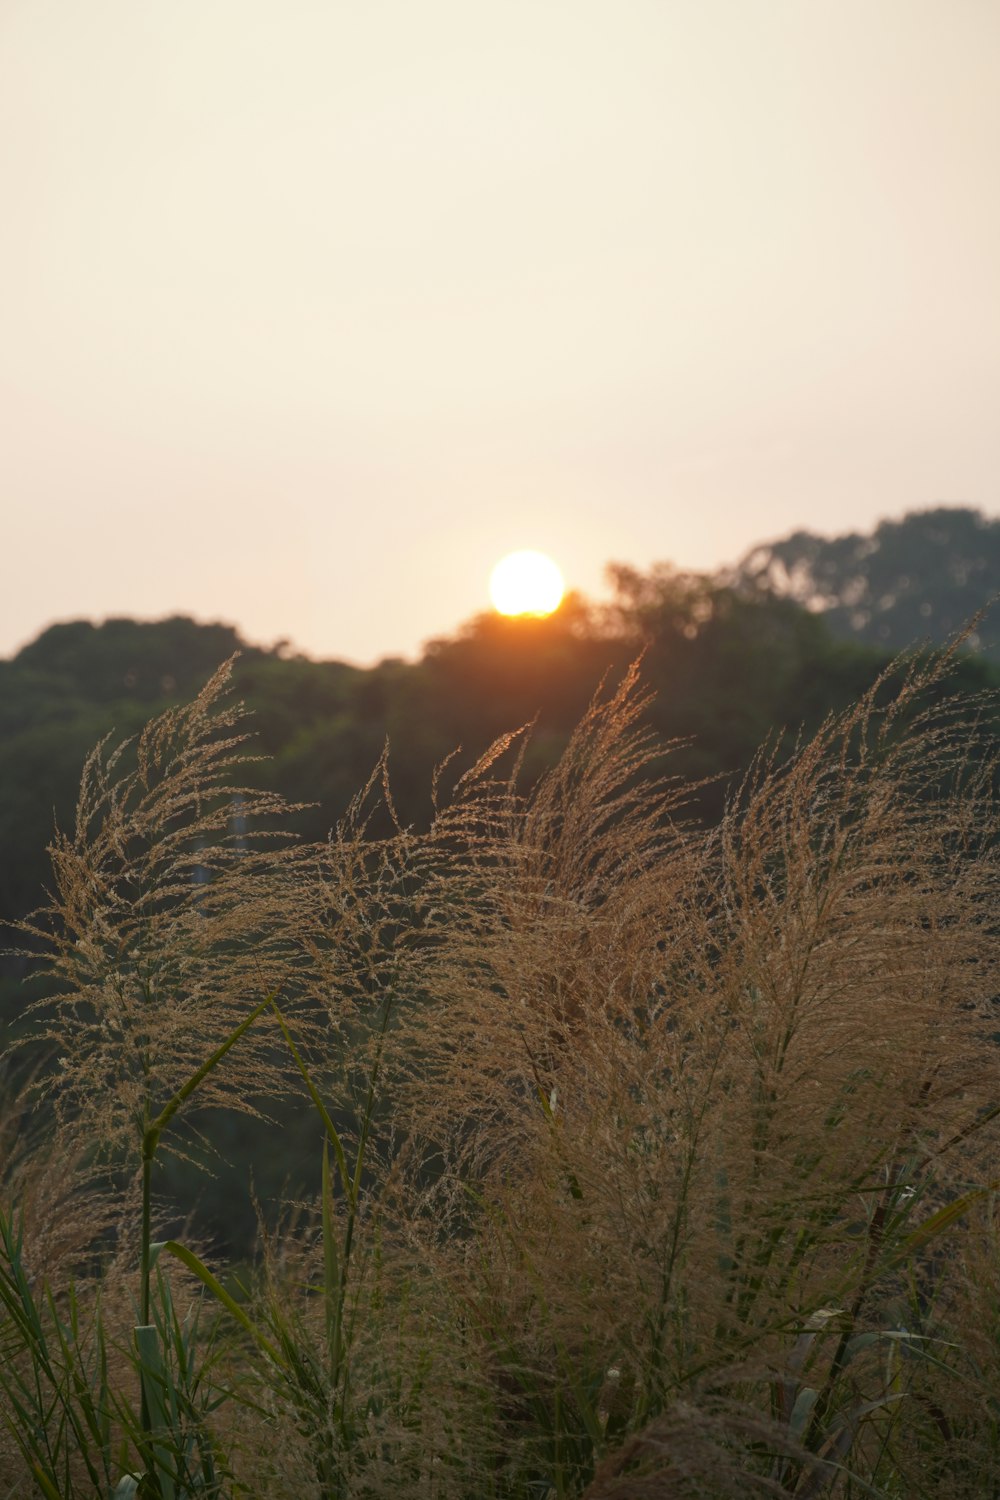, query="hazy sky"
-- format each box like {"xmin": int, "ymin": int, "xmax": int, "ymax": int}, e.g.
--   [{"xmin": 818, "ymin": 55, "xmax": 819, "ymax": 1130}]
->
[{"xmin": 2, "ymin": 1, "xmax": 998, "ymax": 663}]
